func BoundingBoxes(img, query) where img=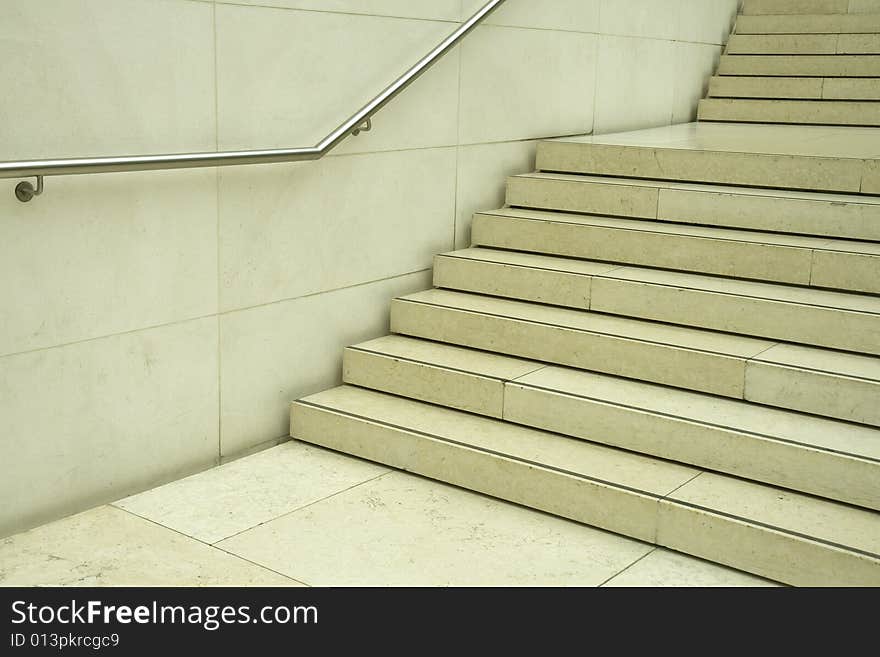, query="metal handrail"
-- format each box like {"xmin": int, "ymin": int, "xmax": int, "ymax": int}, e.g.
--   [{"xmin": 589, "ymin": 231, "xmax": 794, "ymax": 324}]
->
[{"xmin": 1, "ymin": 0, "xmax": 507, "ymax": 202}]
